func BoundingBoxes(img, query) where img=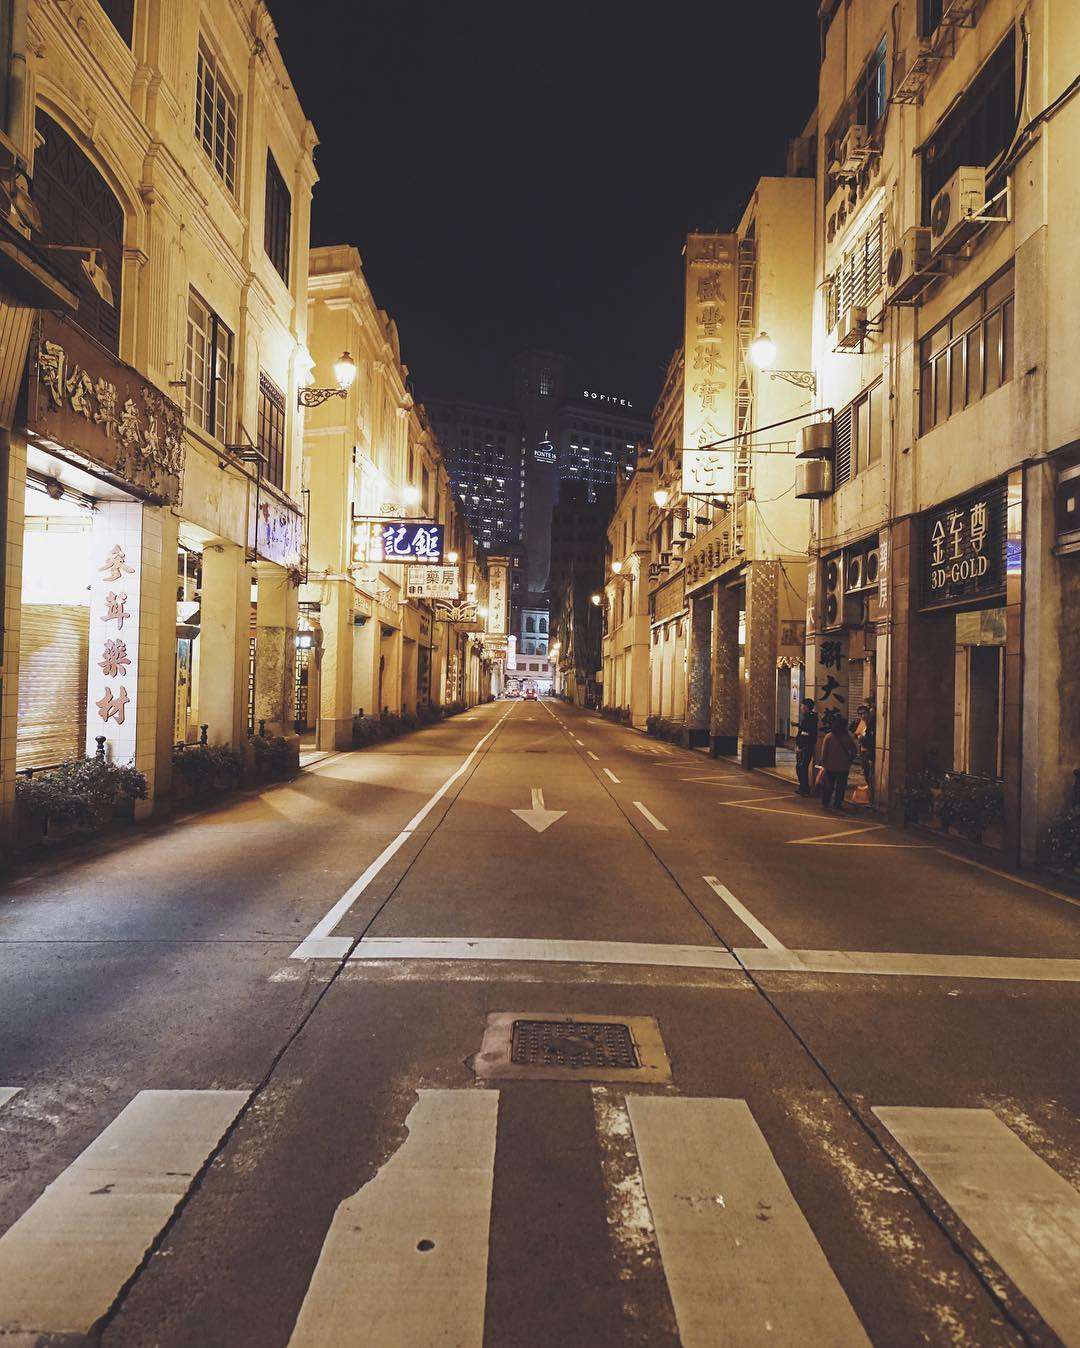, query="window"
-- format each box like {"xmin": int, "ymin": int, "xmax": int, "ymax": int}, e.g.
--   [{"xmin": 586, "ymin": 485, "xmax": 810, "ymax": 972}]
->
[
  {"xmin": 264, "ymin": 152, "xmax": 291, "ymax": 283},
  {"xmin": 186, "ymin": 290, "xmax": 233, "ymax": 441},
  {"xmin": 33, "ymin": 110, "xmax": 124, "ymax": 353},
  {"xmin": 854, "ymin": 38, "xmax": 888, "ymax": 134},
  {"xmin": 539, "ymin": 368, "xmax": 554, "ymax": 396},
  {"xmin": 922, "ymin": 31, "xmax": 1015, "ymax": 220},
  {"xmin": 257, "ymin": 373, "xmax": 286, "ymax": 488},
  {"xmin": 98, "ymin": 0, "xmax": 134, "ymax": 44},
  {"xmin": 833, "ymin": 381, "xmax": 883, "ymax": 489},
  {"xmin": 195, "ymin": 39, "xmax": 238, "ymax": 194},
  {"xmin": 920, "ymin": 266, "xmax": 1014, "ymax": 432},
  {"xmin": 826, "ymin": 214, "xmax": 885, "ymax": 330}
]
